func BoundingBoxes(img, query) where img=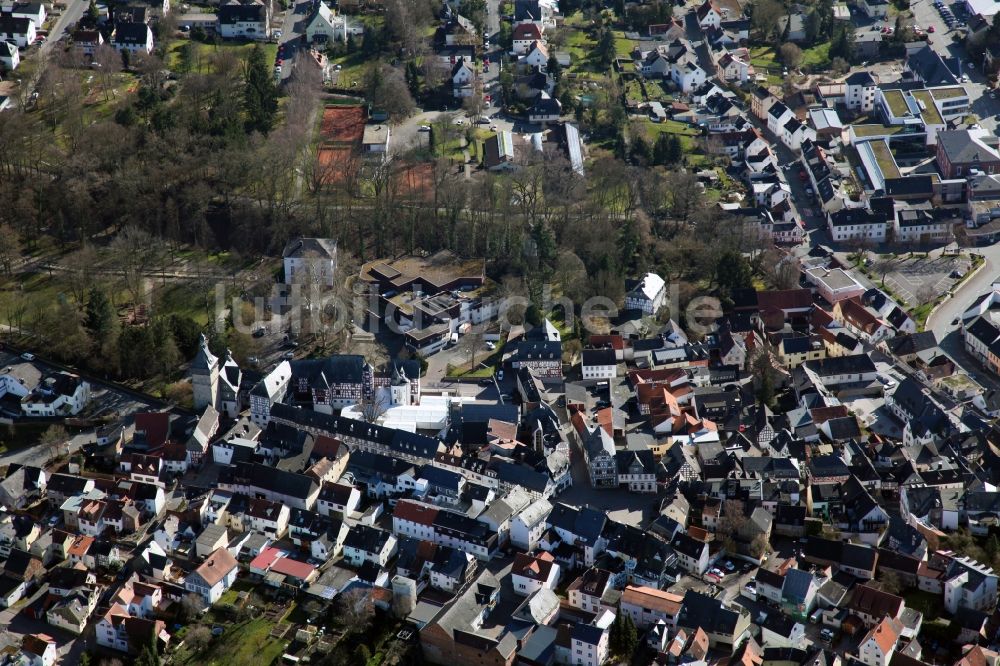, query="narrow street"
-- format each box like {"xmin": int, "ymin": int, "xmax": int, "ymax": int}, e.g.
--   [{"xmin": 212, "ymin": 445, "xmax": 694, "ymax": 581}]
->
[{"xmin": 41, "ymin": 0, "xmax": 85, "ymax": 55}]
